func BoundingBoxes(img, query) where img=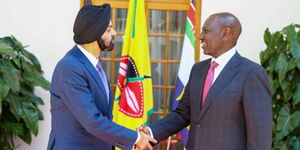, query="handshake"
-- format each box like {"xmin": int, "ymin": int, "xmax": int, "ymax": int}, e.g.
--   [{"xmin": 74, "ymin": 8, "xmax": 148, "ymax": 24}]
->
[{"xmin": 135, "ymin": 125, "xmax": 157, "ymax": 150}]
